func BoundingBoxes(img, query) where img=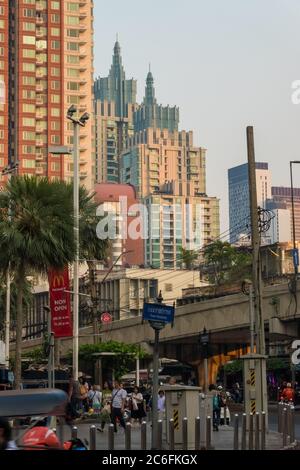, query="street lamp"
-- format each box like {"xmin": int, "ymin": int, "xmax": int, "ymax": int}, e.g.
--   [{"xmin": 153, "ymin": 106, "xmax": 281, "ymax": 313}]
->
[
  {"xmin": 2, "ymin": 162, "xmax": 19, "ymax": 368},
  {"xmin": 290, "ymin": 161, "xmax": 300, "ymax": 275},
  {"xmin": 67, "ymin": 105, "xmax": 90, "ymax": 381}
]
